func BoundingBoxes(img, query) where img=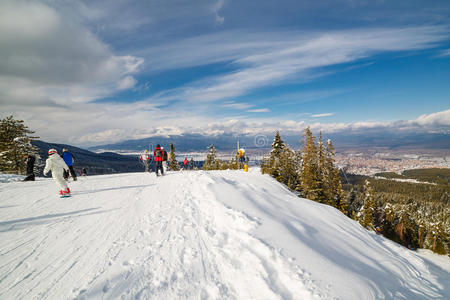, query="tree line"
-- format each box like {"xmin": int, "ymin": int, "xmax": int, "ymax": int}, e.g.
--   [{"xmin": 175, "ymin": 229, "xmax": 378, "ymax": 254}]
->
[
  {"xmin": 261, "ymin": 128, "xmax": 346, "ymax": 213},
  {"xmin": 260, "ymin": 129, "xmax": 449, "ymax": 255}
]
